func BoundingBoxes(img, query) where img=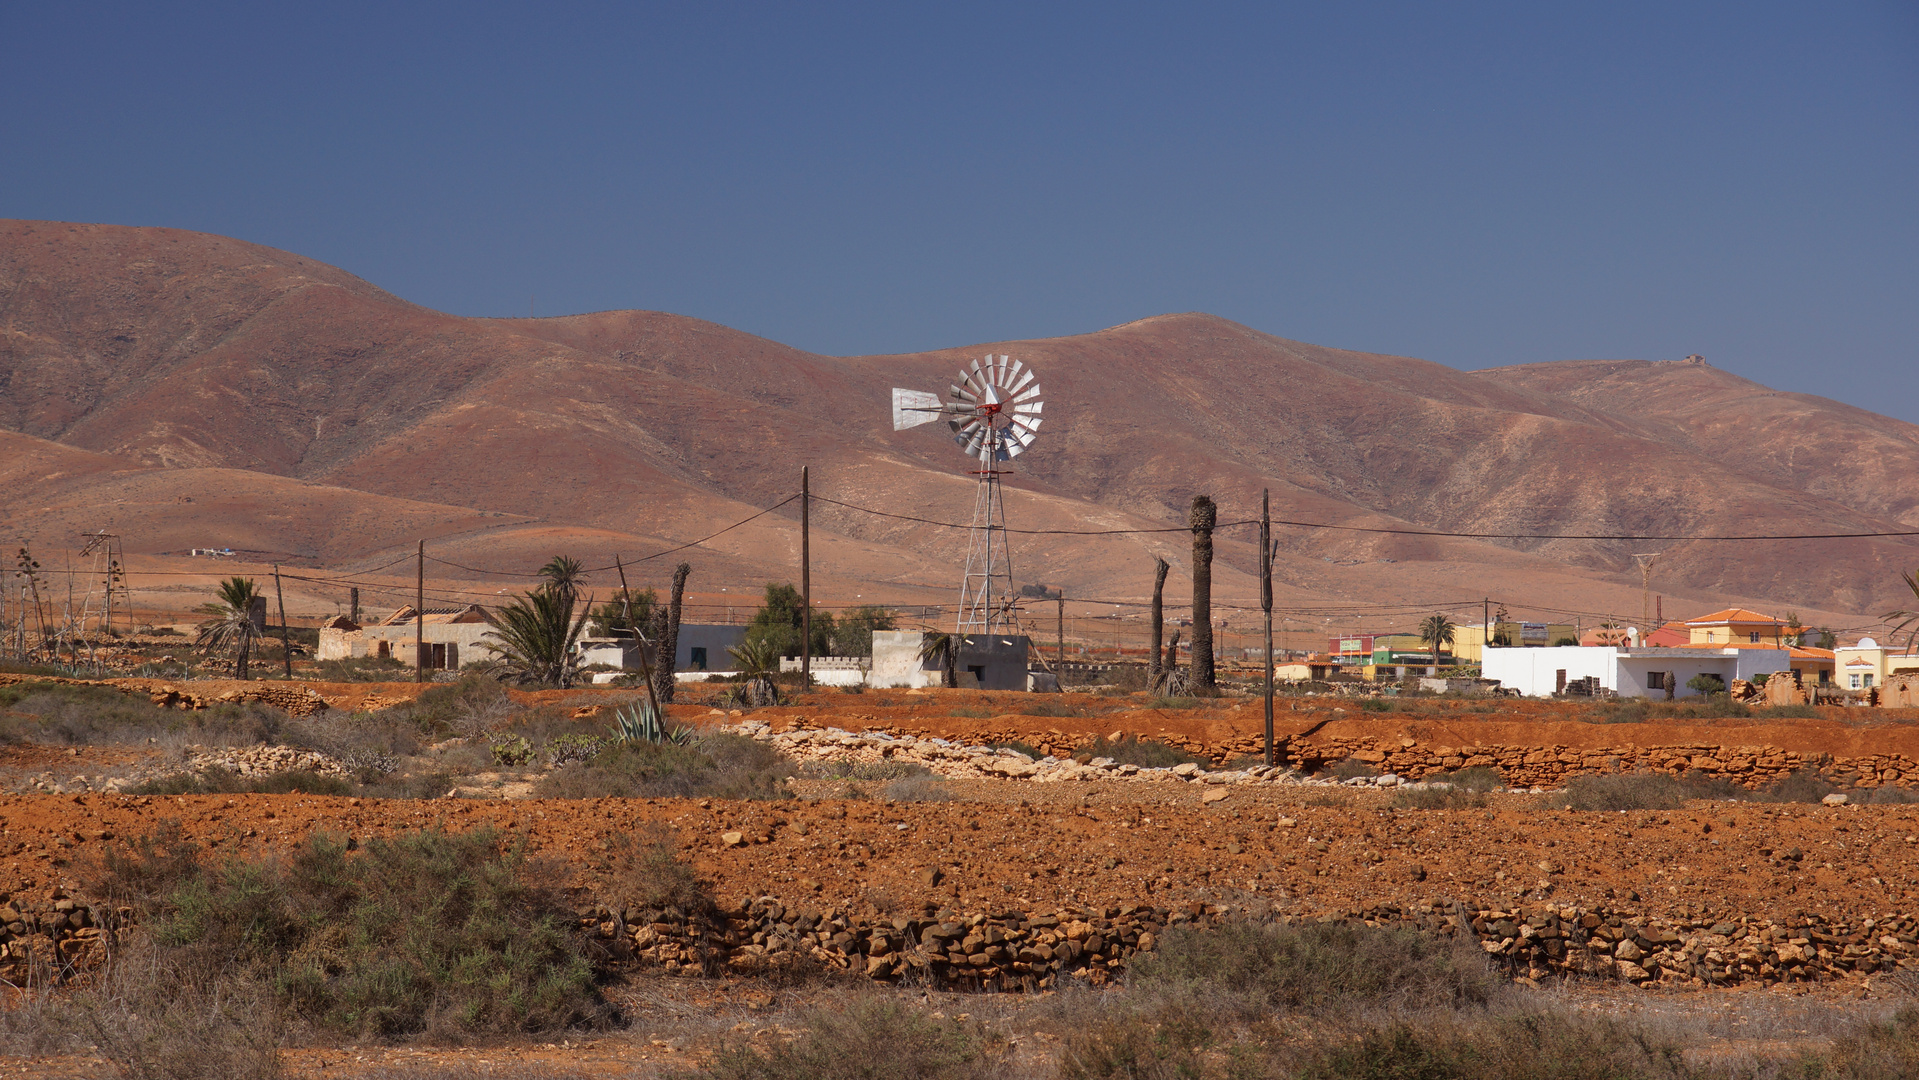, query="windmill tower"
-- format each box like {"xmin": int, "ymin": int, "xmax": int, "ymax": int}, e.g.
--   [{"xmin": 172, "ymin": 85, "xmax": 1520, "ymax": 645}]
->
[{"xmin": 892, "ymin": 356, "xmax": 1044, "ymax": 633}]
